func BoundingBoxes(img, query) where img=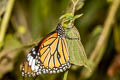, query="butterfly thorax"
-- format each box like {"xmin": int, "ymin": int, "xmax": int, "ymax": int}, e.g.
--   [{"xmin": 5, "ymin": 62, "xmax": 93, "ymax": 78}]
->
[{"xmin": 56, "ymin": 23, "xmax": 65, "ymax": 38}]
